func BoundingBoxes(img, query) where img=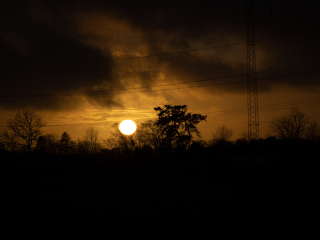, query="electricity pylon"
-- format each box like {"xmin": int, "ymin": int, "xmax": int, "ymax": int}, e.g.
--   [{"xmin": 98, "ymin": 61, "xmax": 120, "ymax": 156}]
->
[{"xmin": 247, "ymin": 0, "xmax": 259, "ymax": 140}]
